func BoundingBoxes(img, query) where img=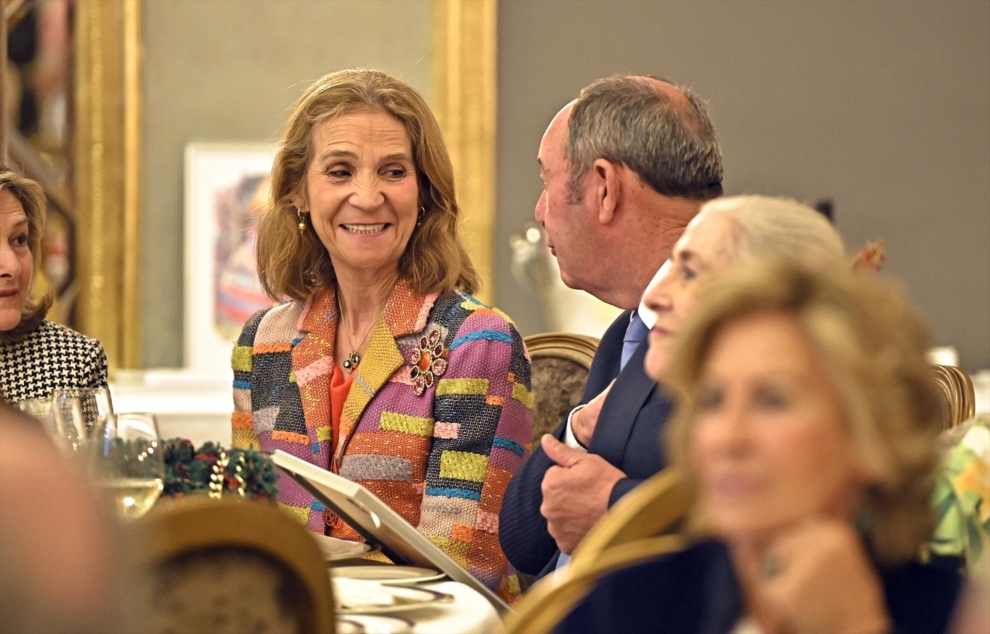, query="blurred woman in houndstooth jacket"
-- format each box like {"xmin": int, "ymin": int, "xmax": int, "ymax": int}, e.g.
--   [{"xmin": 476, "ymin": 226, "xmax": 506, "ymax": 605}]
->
[{"xmin": 0, "ymin": 166, "xmax": 108, "ymax": 403}]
